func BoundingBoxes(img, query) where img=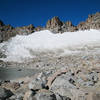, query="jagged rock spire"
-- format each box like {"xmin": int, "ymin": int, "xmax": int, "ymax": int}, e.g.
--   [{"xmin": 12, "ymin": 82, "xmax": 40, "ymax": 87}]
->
[
  {"xmin": 46, "ymin": 16, "xmax": 63, "ymax": 29},
  {"xmin": 46, "ymin": 16, "xmax": 77, "ymax": 33}
]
